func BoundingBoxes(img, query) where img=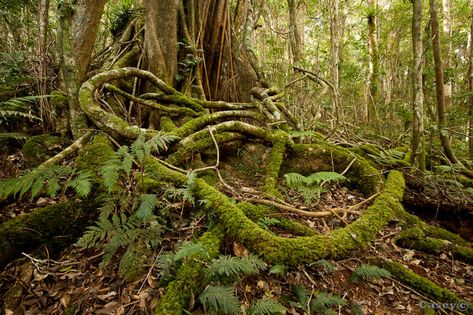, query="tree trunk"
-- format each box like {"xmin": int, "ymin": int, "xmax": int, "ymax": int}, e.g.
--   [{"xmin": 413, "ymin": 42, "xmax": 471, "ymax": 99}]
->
[
  {"xmin": 429, "ymin": 0, "xmax": 458, "ymax": 164},
  {"xmin": 367, "ymin": 0, "xmax": 379, "ymax": 126},
  {"xmin": 329, "ymin": 0, "xmax": 341, "ymax": 123},
  {"xmin": 287, "ymin": 0, "xmax": 302, "ymax": 64},
  {"xmin": 144, "ymin": 0, "xmax": 178, "ymax": 86},
  {"xmin": 410, "ymin": 0, "xmax": 425, "ymax": 170},
  {"xmin": 469, "ymin": 0, "xmax": 473, "ymax": 158},
  {"xmin": 442, "ymin": 0, "xmax": 453, "ymax": 111},
  {"xmin": 57, "ymin": 0, "xmax": 106, "ymax": 138},
  {"xmin": 37, "ymin": 0, "xmax": 52, "ymax": 131}
]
